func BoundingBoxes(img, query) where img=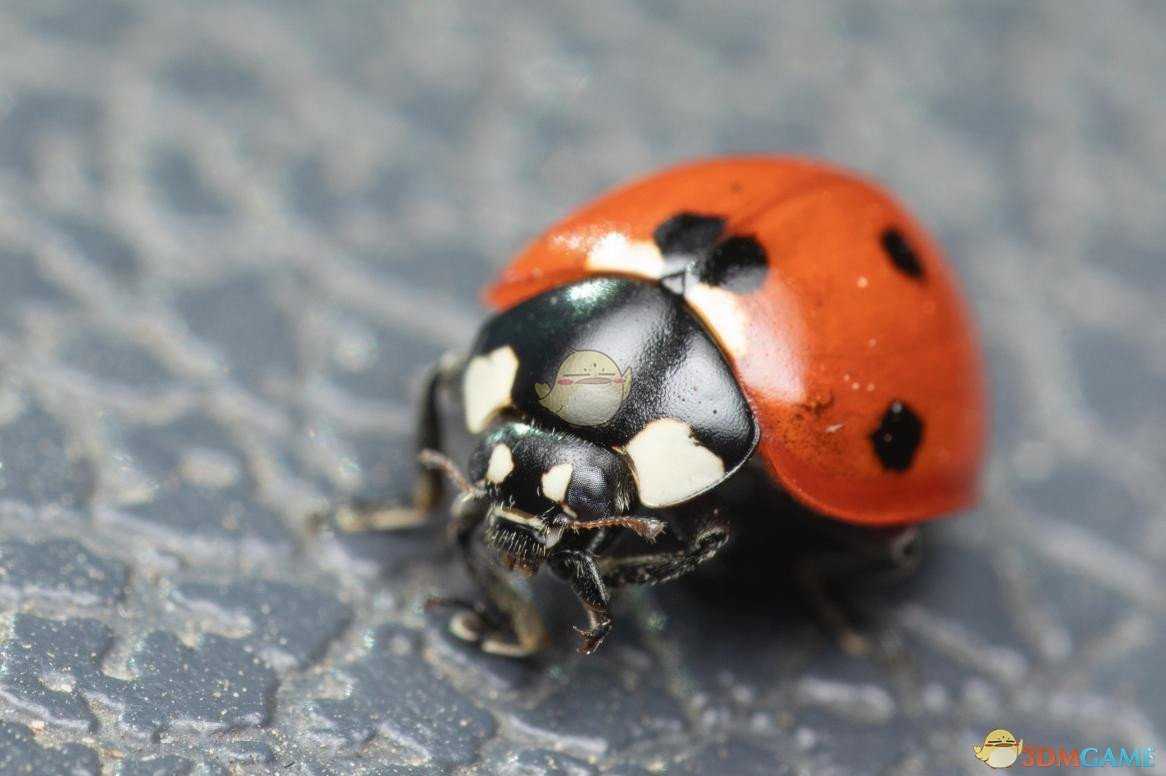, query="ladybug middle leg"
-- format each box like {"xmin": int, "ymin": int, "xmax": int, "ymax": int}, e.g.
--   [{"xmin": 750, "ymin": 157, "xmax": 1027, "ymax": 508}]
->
[
  {"xmin": 542, "ymin": 509, "xmax": 731, "ymax": 655},
  {"xmin": 598, "ymin": 505, "xmax": 732, "ymax": 589},
  {"xmin": 548, "ymin": 549, "xmax": 612, "ymax": 655}
]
